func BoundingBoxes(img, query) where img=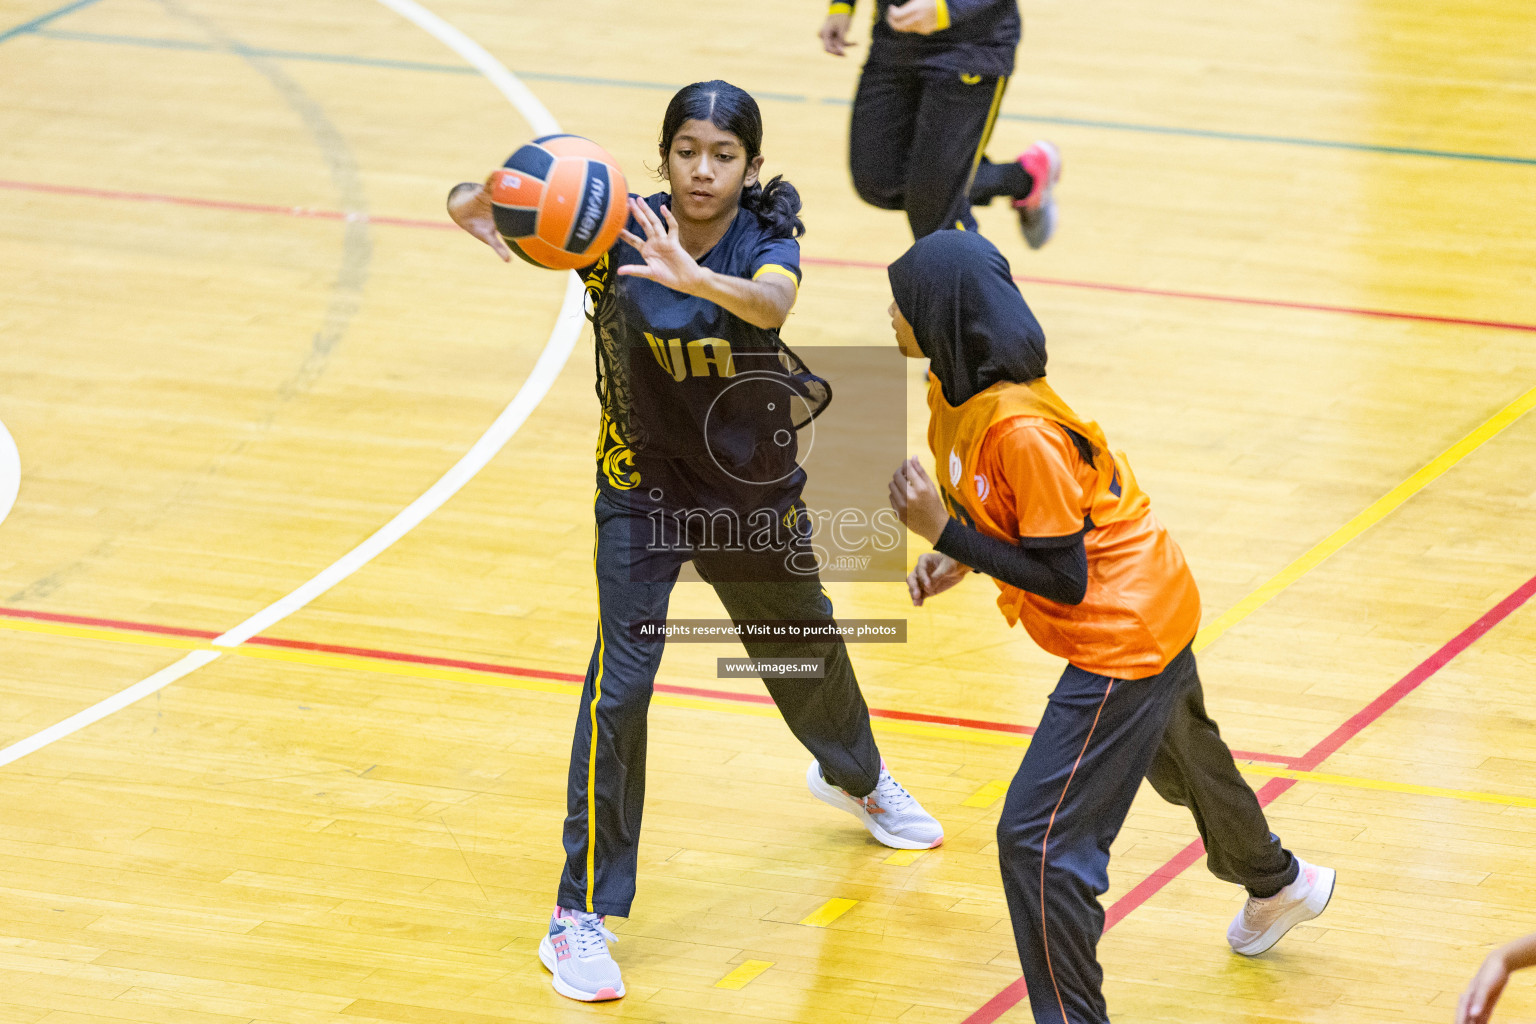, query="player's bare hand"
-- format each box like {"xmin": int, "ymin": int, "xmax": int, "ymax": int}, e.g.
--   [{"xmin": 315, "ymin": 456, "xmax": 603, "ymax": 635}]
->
[
  {"xmin": 819, "ymin": 12, "xmax": 857, "ymax": 55},
  {"xmin": 617, "ymin": 198, "xmax": 708, "ymax": 294},
  {"xmin": 1455, "ymin": 949, "xmax": 1510, "ymax": 1024},
  {"xmin": 908, "ymin": 551, "xmax": 969, "ymax": 606},
  {"xmin": 887, "ymin": 0, "xmax": 941, "ymax": 35},
  {"xmin": 889, "ymin": 456, "xmax": 950, "ymax": 544},
  {"xmin": 446, "ymin": 181, "xmax": 512, "ymax": 262}
]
